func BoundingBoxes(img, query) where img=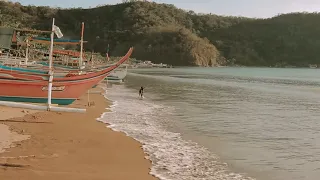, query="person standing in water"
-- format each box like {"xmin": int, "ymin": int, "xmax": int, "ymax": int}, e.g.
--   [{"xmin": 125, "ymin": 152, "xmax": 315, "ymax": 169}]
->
[{"xmin": 139, "ymin": 86, "xmax": 144, "ymax": 98}]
